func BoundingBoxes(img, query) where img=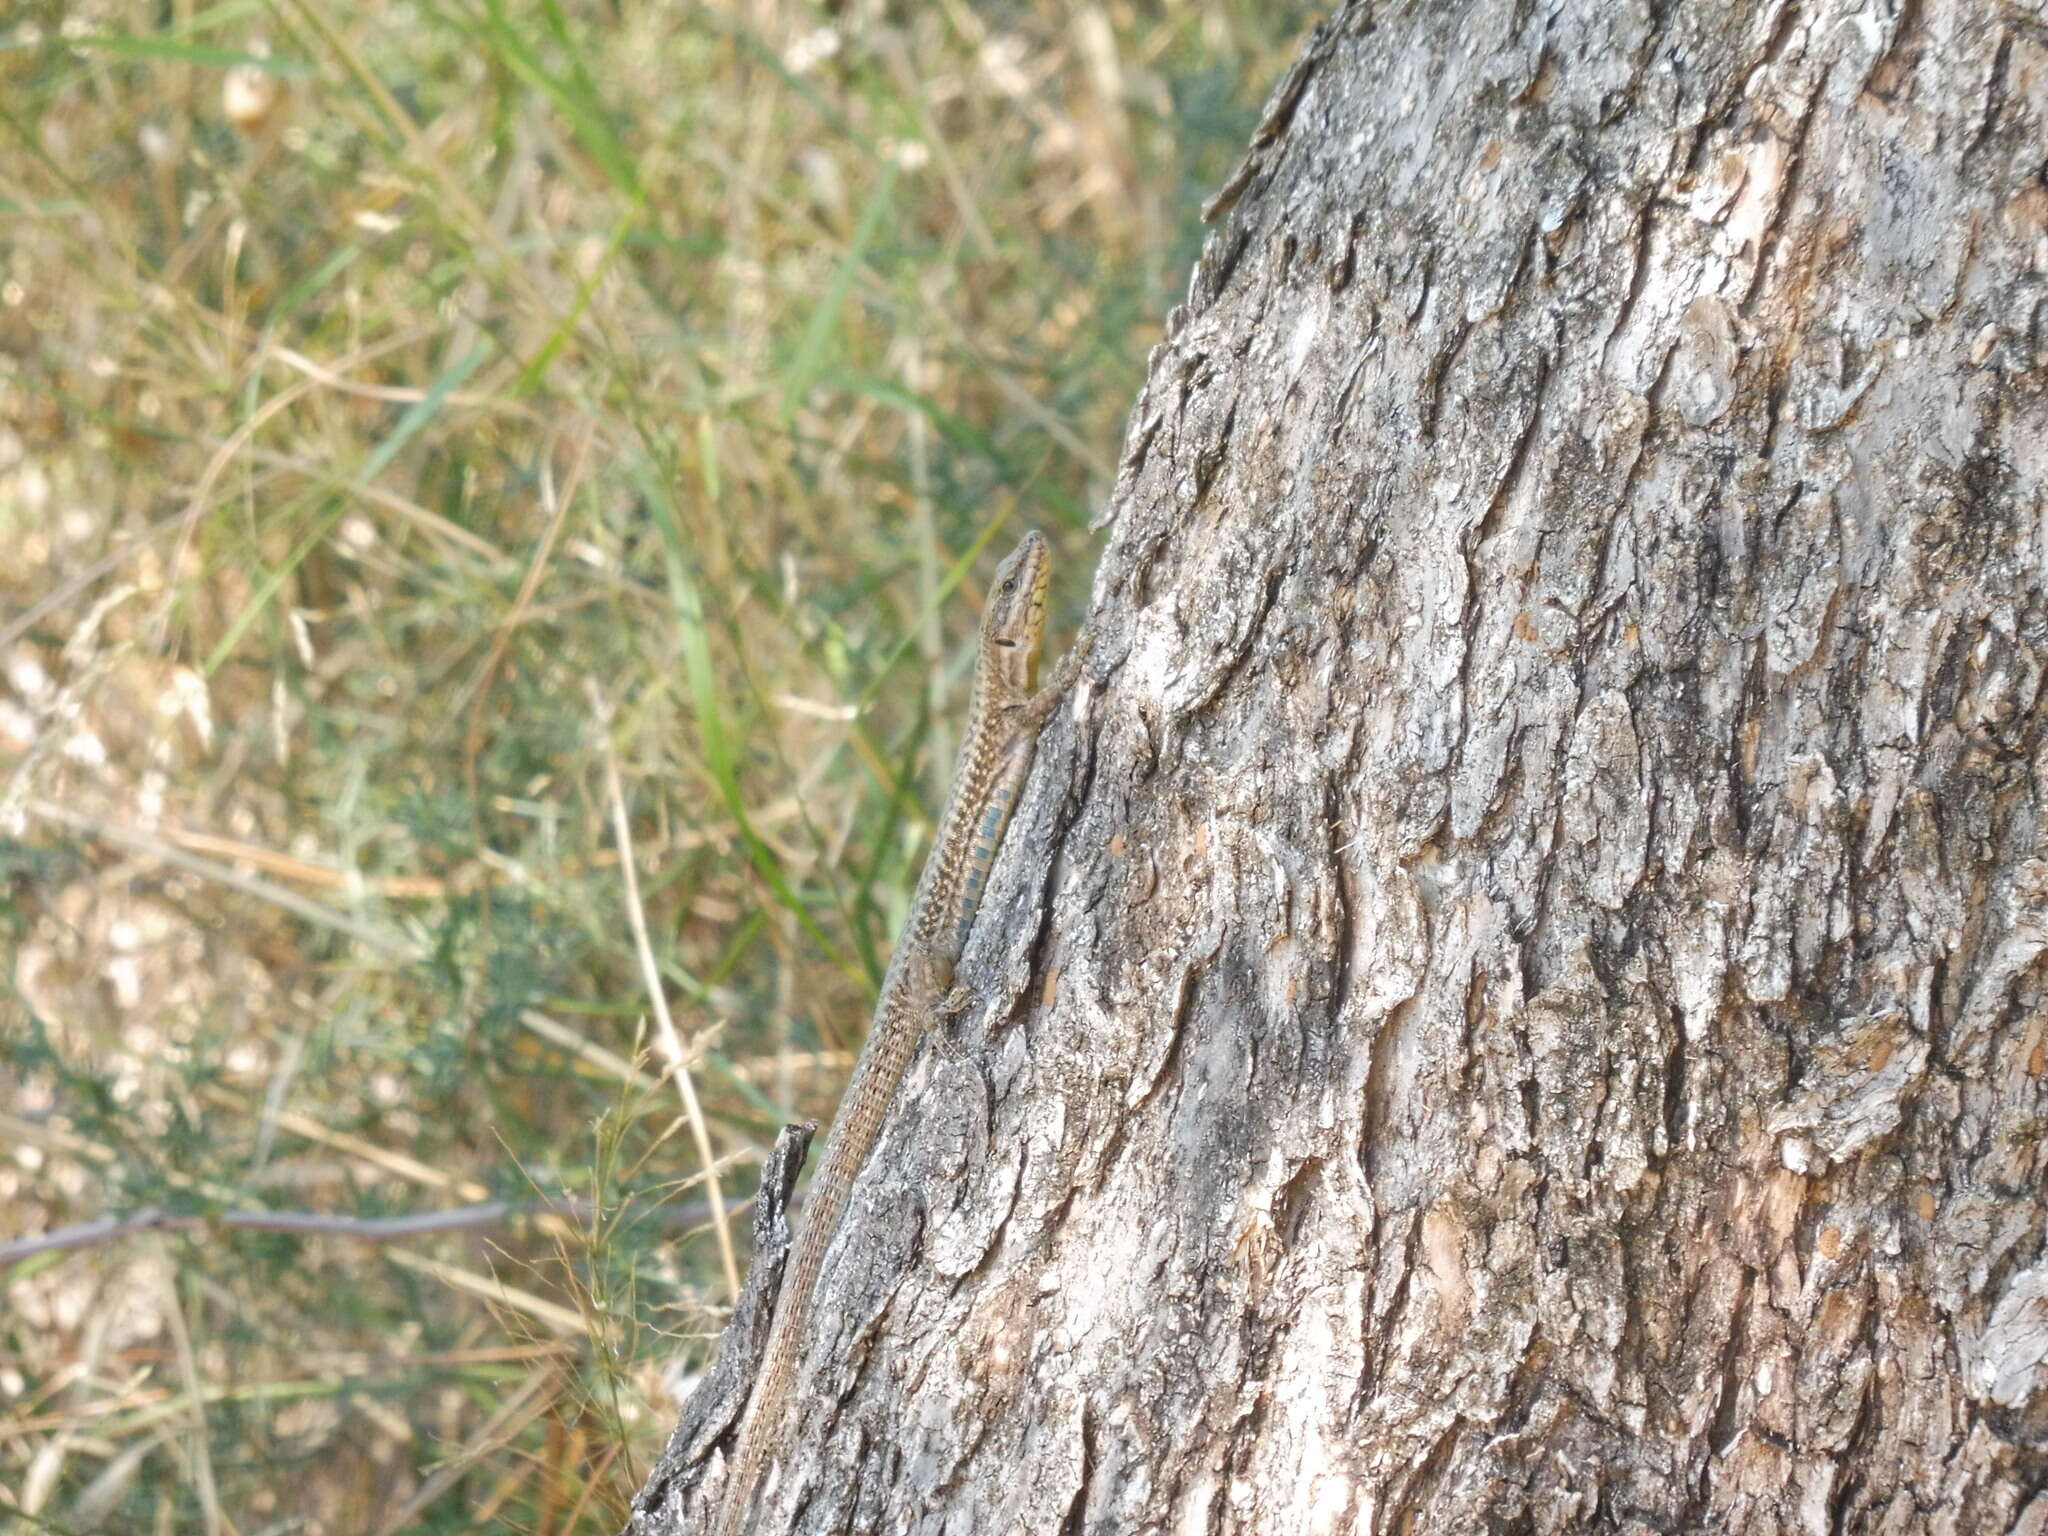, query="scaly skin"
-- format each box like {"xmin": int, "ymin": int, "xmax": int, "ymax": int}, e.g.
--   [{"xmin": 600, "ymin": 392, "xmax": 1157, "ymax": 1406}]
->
[{"xmin": 715, "ymin": 530, "xmax": 1080, "ymax": 1535}]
